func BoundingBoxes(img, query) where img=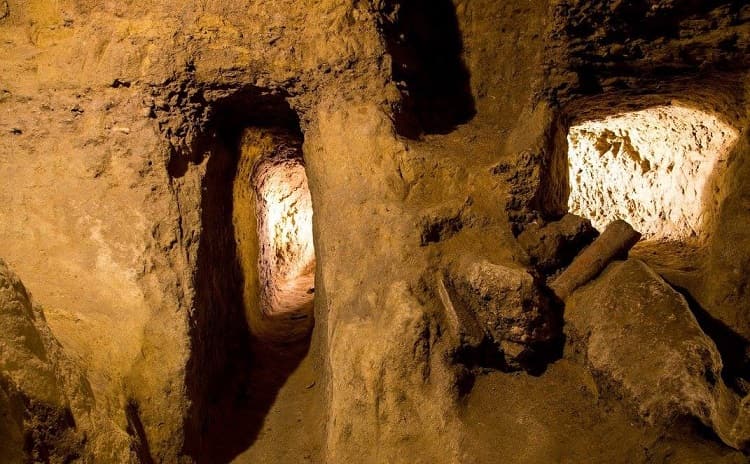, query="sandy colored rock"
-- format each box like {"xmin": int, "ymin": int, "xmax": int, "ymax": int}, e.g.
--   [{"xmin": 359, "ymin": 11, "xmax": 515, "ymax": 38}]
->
[
  {"xmin": 550, "ymin": 220, "xmax": 641, "ymax": 301},
  {"xmin": 449, "ymin": 258, "xmax": 556, "ymax": 369},
  {"xmin": 436, "ymin": 273, "xmax": 485, "ymax": 351},
  {"xmin": 0, "ymin": 0, "xmax": 748, "ymax": 462},
  {"xmin": 325, "ymin": 282, "xmax": 461, "ymax": 464},
  {"xmin": 0, "ymin": 259, "xmax": 131, "ymax": 462},
  {"xmin": 565, "ymin": 259, "xmax": 746, "ymax": 449},
  {"xmin": 567, "ymin": 106, "xmax": 739, "ymax": 240},
  {"xmin": 517, "ymin": 213, "xmax": 598, "ymax": 274},
  {"xmin": 234, "ymin": 127, "xmax": 314, "ymax": 343}
]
